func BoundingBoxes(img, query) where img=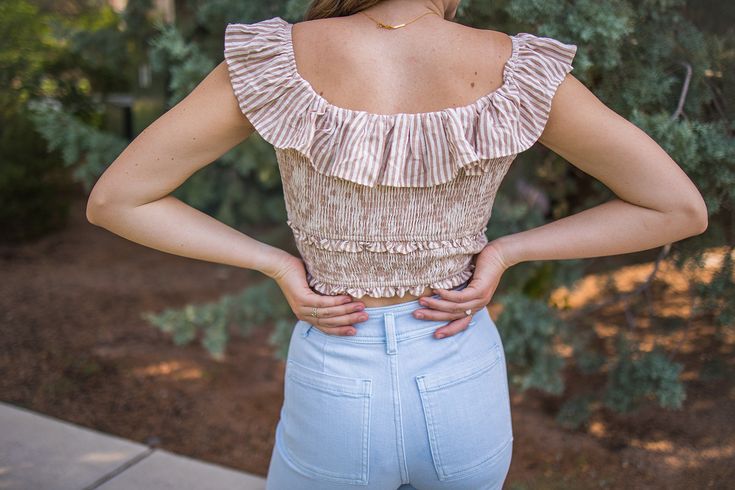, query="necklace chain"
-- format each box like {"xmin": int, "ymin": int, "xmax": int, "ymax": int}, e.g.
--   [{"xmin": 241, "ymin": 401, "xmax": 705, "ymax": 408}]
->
[{"xmin": 359, "ymin": 8, "xmax": 441, "ymax": 30}]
